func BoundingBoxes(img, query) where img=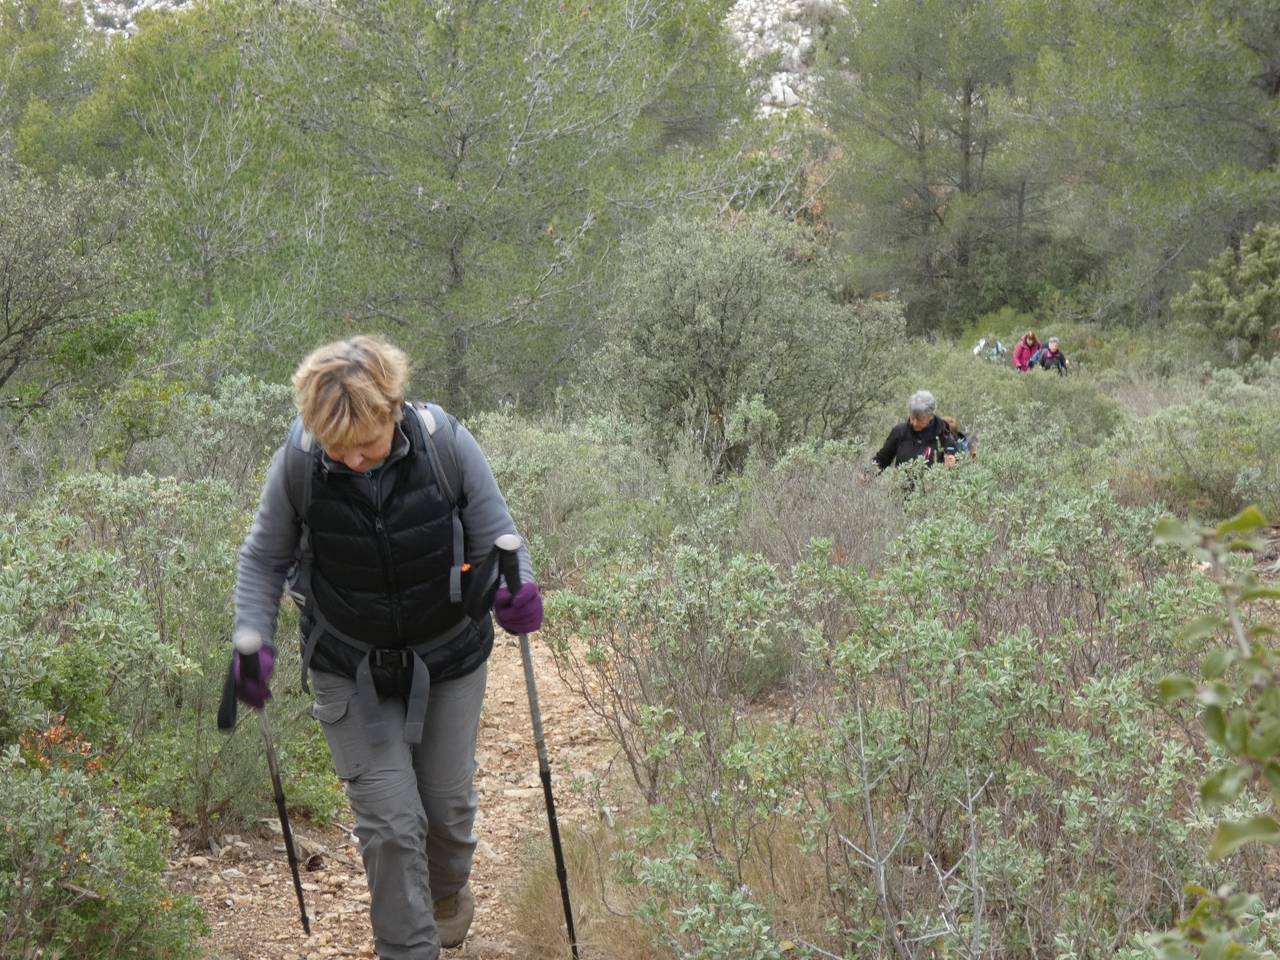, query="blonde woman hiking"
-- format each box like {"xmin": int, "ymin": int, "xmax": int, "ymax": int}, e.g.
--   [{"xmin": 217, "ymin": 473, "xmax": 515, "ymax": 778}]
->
[{"xmin": 230, "ymin": 336, "xmax": 540, "ymax": 959}]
